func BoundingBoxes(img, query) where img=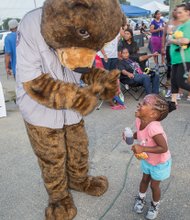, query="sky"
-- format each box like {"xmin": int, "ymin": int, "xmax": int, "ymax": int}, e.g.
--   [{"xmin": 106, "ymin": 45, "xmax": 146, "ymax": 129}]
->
[
  {"xmin": 0, "ymin": 0, "xmax": 45, "ymax": 20},
  {"xmin": 0, "ymin": 0, "xmax": 164, "ymax": 21}
]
